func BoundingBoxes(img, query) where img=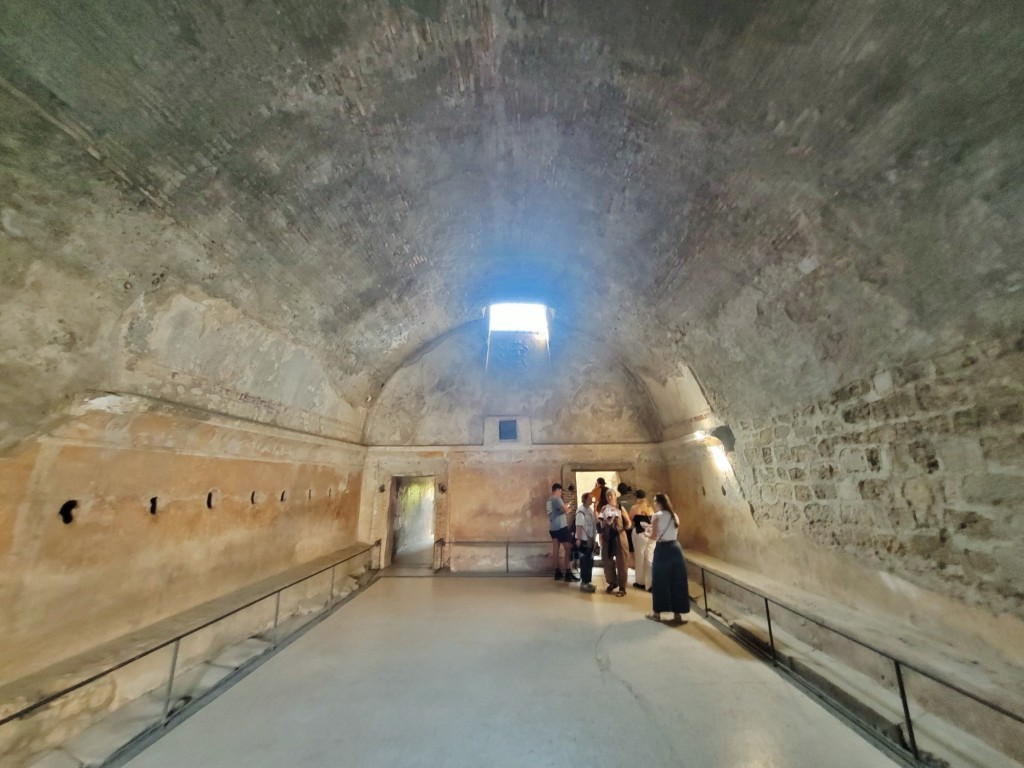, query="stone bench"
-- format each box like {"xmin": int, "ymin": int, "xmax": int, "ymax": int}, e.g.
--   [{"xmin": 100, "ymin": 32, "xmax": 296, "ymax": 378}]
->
[
  {"xmin": 1, "ymin": 543, "xmax": 377, "ymax": 767},
  {"xmin": 685, "ymin": 551, "xmax": 1024, "ymax": 766}
]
